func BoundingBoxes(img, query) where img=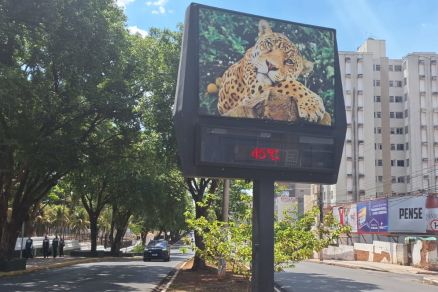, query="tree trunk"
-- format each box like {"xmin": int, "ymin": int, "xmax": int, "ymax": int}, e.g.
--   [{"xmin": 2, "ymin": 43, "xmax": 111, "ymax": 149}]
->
[
  {"xmin": 89, "ymin": 214, "xmax": 98, "ymax": 254},
  {"xmin": 141, "ymin": 232, "xmax": 146, "ymax": 246},
  {"xmin": 192, "ymin": 203, "xmax": 207, "ymax": 270},
  {"xmin": 185, "ymin": 177, "xmax": 218, "ymax": 271},
  {"xmin": 0, "ymin": 220, "xmax": 21, "ymax": 260},
  {"xmin": 110, "ymin": 210, "xmax": 130, "ymax": 255}
]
